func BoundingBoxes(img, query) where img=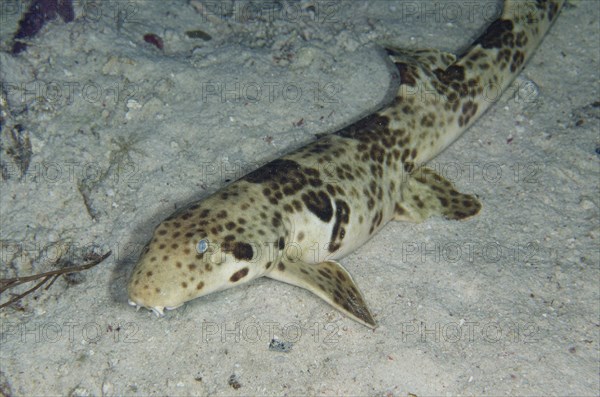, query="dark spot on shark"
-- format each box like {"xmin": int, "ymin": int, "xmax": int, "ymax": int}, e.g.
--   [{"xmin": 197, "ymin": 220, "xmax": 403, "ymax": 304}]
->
[
  {"xmin": 301, "ymin": 190, "xmax": 333, "ymax": 222},
  {"xmin": 394, "ymin": 62, "xmax": 417, "ymax": 86},
  {"xmin": 472, "ymin": 19, "xmax": 514, "ymax": 50},
  {"xmin": 230, "ymin": 267, "xmax": 249, "ymax": 282},
  {"xmin": 222, "ymin": 241, "xmax": 253, "ymax": 261},
  {"xmin": 329, "ymin": 199, "xmax": 350, "ymax": 252}
]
